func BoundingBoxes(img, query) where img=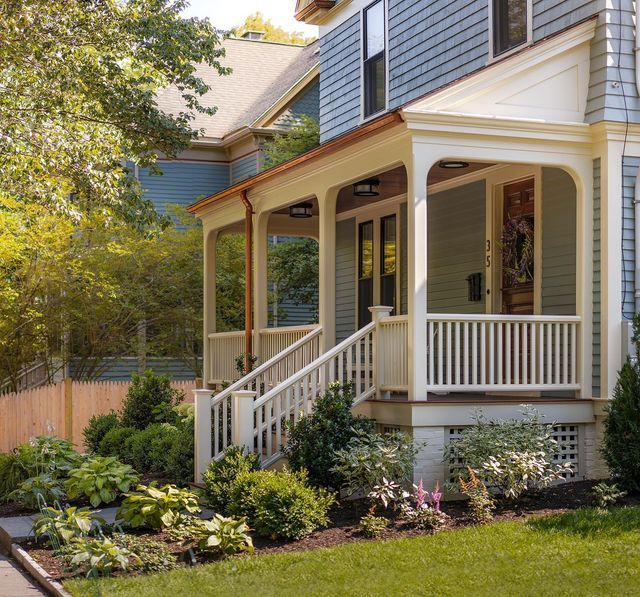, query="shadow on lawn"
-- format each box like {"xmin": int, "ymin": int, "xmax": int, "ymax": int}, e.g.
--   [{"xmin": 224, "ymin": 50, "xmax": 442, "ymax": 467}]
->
[{"xmin": 528, "ymin": 506, "xmax": 640, "ymax": 537}]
